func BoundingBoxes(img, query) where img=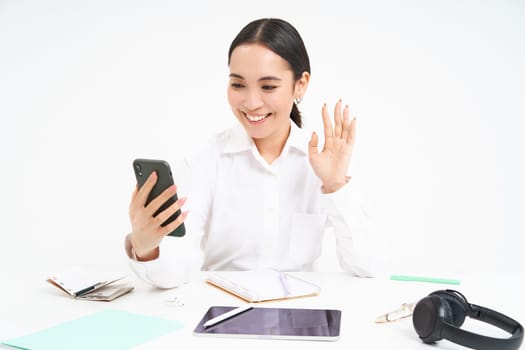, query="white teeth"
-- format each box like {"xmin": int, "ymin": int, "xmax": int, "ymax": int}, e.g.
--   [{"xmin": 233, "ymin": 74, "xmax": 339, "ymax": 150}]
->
[{"xmin": 246, "ymin": 114, "xmax": 269, "ymax": 122}]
